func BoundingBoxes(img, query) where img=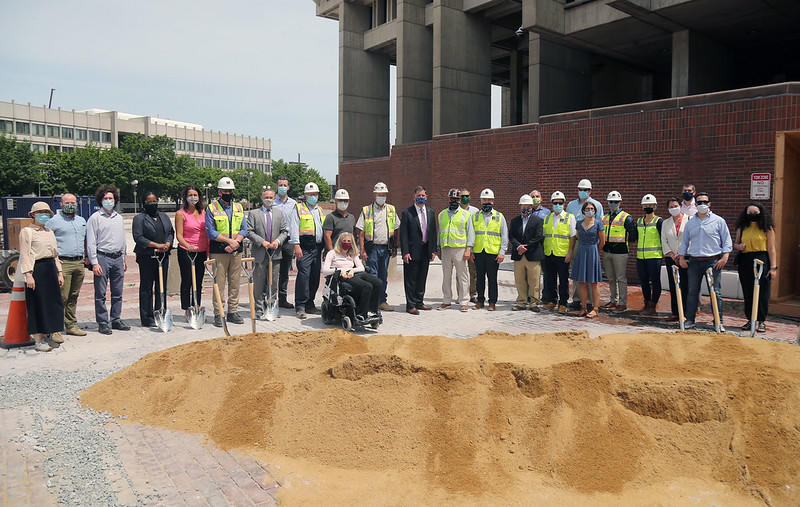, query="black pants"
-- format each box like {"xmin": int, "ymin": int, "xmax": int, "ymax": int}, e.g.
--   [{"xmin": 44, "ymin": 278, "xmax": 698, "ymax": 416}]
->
[
  {"xmin": 295, "ymin": 241, "xmax": 323, "ymax": 311},
  {"xmin": 543, "ymin": 254, "xmax": 570, "ymax": 306},
  {"xmin": 738, "ymin": 251, "xmax": 770, "ymax": 322},
  {"xmin": 344, "ymin": 272, "xmax": 383, "ymax": 316},
  {"xmin": 474, "ymin": 251, "xmax": 500, "ymax": 304},
  {"xmin": 177, "ymin": 248, "xmax": 206, "ymax": 310},
  {"xmin": 278, "ymin": 241, "xmax": 294, "ymax": 304},
  {"xmin": 137, "ymin": 255, "xmax": 168, "ymax": 325},
  {"xmin": 637, "ymin": 258, "xmax": 662, "ymax": 304},
  {"xmin": 403, "ymin": 251, "xmax": 430, "ymax": 309},
  {"xmin": 664, "ymin": 256, "xmax": 688, "ymax": 317}
]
